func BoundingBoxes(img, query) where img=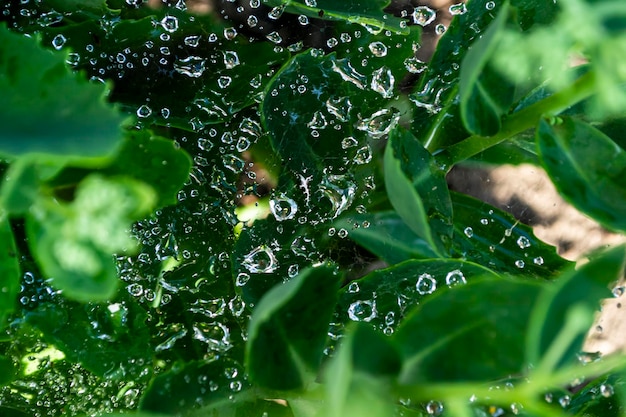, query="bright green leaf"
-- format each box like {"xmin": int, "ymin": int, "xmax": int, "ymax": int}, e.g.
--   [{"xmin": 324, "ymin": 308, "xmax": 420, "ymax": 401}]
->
[
  {"xmin": 26, "ymin": 175, "xmax": 156, "ymax": 302},
  {"xmin": 537, "ymin": 117, "xmax": 626, "ymax": 232},
  {"xmin": 394, "ymin": 276, "xmax": 543, "ymax": 383},
  {"xmin": 0, "ymin": 24, "xmax": 125, "ymax": 161},
  {"xmin": 527, "ymin": 245, "xmax": 626, "ymax": 370},
  {"xmin": 246, "ymin": 264, "xmax": 340, "ymax": 390},
  {"xmin": 459, "ymin": 2, "xmax": 514, "ymax": 136},
  {"xmin": 0, "ymin": 355, "xmax": 18, "ymax": 386}
]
